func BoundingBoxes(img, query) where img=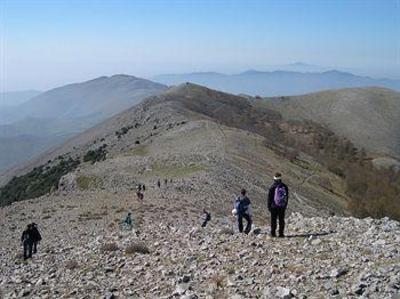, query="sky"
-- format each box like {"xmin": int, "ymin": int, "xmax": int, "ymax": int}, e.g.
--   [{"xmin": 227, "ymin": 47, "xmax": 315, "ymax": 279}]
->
[{"xmin": 1, "ymin": 0, "xmax": 399, "ymax": 91}]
